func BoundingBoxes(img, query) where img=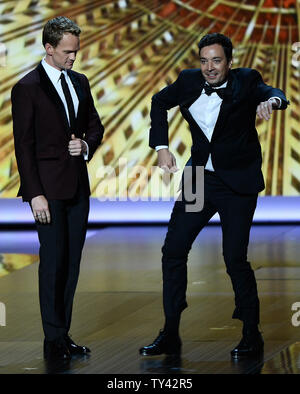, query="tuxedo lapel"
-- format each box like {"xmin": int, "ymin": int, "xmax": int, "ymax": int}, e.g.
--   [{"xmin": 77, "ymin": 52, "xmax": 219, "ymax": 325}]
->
[
  {"xmin": 180, "ymin": 70, "xmax": 205, "ymax": 109},
  {"xmin": 180, "ymin": 87, "xmax": 204, "ymax": 109},
  {"xmin": 211, "ymin": 70, "xmax": 239, "ymax": 142},
  {"xmin": 180, "ymin": 75, "xmax": 208, "ymax": 139},
  {"xmin": 36, "ymin": 62, "xmax": 70, "ymax": 132}
]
